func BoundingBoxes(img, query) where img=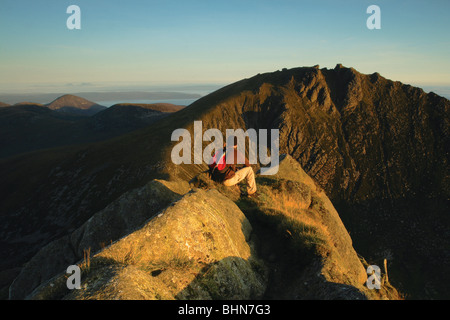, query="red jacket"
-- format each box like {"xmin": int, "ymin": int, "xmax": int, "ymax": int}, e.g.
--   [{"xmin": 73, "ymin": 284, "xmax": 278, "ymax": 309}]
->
[{"xmin": 209, "ymin": 147, "xmax": 251, "ymax": 181}]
